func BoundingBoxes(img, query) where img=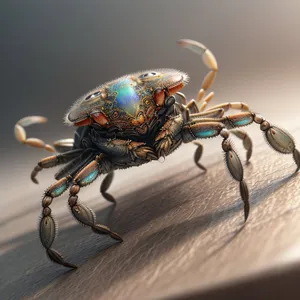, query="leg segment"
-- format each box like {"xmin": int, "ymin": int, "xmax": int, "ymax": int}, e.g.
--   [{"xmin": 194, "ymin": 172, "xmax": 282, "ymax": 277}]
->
[
  {"xmin": 14, "ymin": 116, "xmax": 55, "ymax": 152},
  {"xmin": 253, "ymin": 114, "xmax": 300, "ymax": 173},
  {"xmin": 100, "ymin": 172, "xmax": 116, "ymax": 204},
  {"xmin": 39, "ymin": 176, "xmax": 77, "ymax": 269},
  {"xmin": 203, "ymin": 102, "xmax": 250, "ymax": 113},
  {"xmin": 40, "ymin": 155, "xmax": 122, "ymax": 269},
  {"xmin": 53, "ymin": 138, "xmax": 74, "ymax": 153},
  {"xmin": 177, "ymin": 39, "xmax": 218, "ymax": 107},
  {"xmin": 193, "ymin": 142, "xmax": 207, "ymax": 172},
  {"xmin": 181, "ymin": 121, "xmax": 250, "ymax": 220},
  {"xmin": 230, "ymin": 129, "xmax": 253, "ymax": 162},
  {"xmin": 31, "ymin": 149, "xmax": 83, "ymax": 184}
]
